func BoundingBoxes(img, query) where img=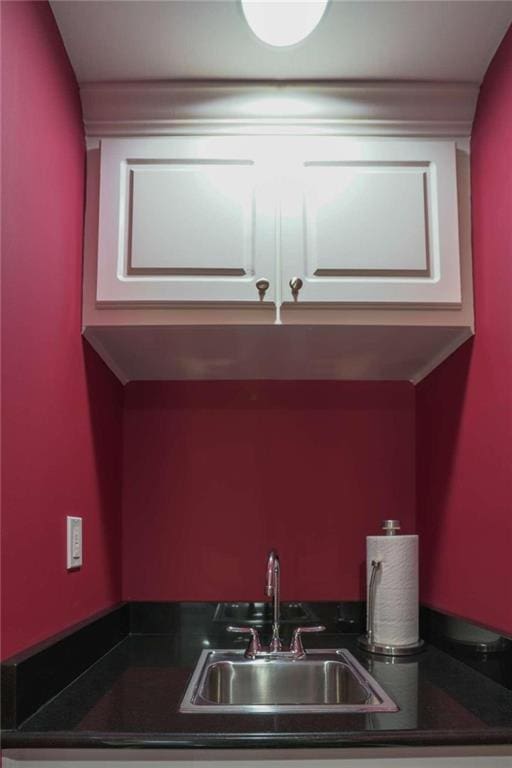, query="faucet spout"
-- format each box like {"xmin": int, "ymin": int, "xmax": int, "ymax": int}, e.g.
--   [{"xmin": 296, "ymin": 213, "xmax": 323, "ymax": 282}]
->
[
  {"xmin": 265, "ymin": 550, "xmax": 281, "ymax": 651},
  {"xmin": 265, "ymin": 551, "xmax": 276, "ymax": 596},
  {"xmin": 232, "ymin": 551, "xmax": 324, "ymax": 659}
]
